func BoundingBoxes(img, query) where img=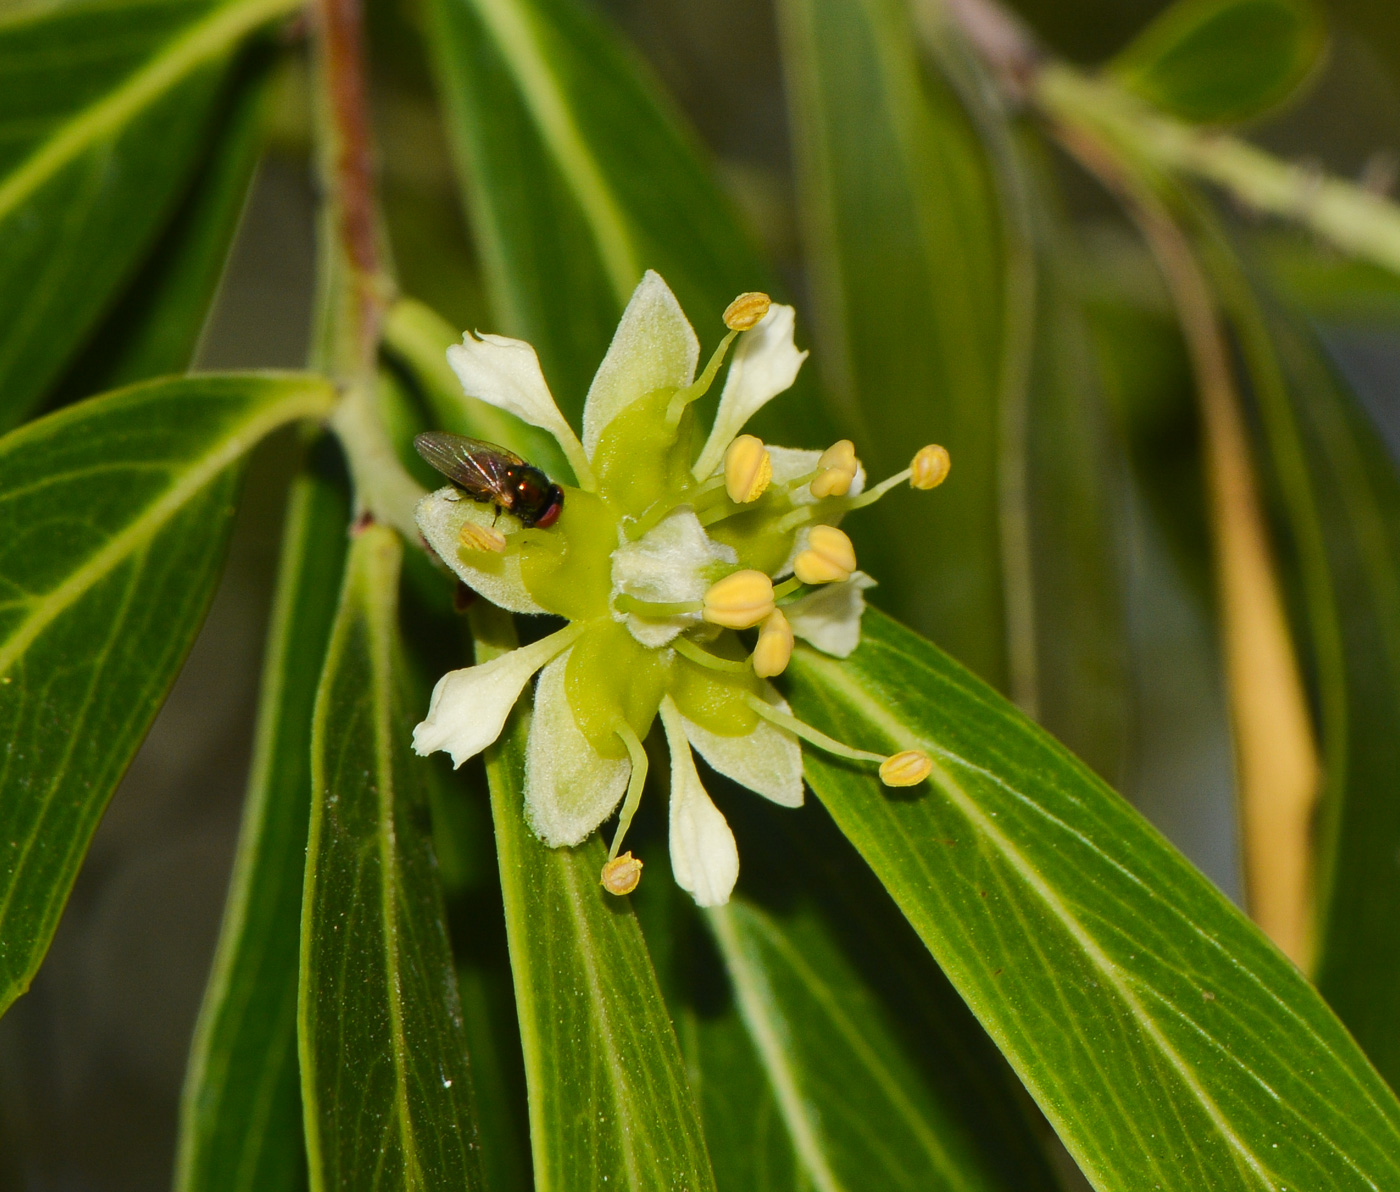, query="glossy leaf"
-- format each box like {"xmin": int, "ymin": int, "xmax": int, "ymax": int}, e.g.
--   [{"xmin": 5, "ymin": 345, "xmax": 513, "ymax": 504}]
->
[
  {"xmin": 0, "ymin": 0, "xmax": 299, "ymax": 429},
  {"xmin": 786, "ymin": 608, "xmax": 1400, "ymax": 1191},
  {"xmin": 421, "ymin": 0, "xmax": 773, "ymax": 417},
  {"xmin": 776, "ymin": 0, "xmax": 1006, "ymax": 683},
  {"xmin": 1200, "ymin": 228, "xmax": 1400, "ymax": 1092},
  {"xmin": 0, "ymin": 372, "xmax": 335, "ymax": 1019},
  {"xmin": 56, "ymin": 57, "xmax": 271, "ymax": 402},
  {"xmin": 300, "ymin": 524, "xmax": 483, "ymax": 1190},
  {"xmin": 471, "ymin": 604, "xmax": 717, "ymax": 1192},
  {"xmin": 177, "ymin": 442, "xmax": 349, "ymax": 1192},
  {"xmin": 1111, "ymin": 0, "xmax": 1325, "ymax": 126}
]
